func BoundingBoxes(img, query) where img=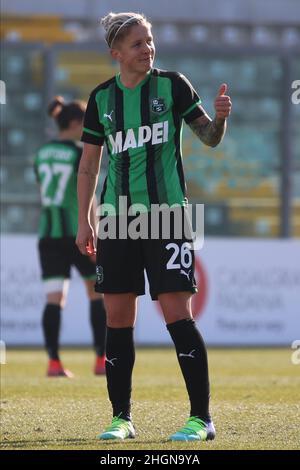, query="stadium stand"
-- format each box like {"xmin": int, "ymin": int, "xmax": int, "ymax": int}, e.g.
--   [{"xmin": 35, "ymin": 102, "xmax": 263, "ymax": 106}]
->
[{"xmin": 0, "ymin": 2, "xmax": 299, "ymax": 237}]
